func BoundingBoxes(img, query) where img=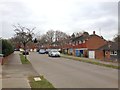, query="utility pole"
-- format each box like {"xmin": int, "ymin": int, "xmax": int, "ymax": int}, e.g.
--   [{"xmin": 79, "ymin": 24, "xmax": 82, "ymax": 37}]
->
[{"xmin": 99, "ymin": 28, "xmax": 101, "ymax": 36}]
